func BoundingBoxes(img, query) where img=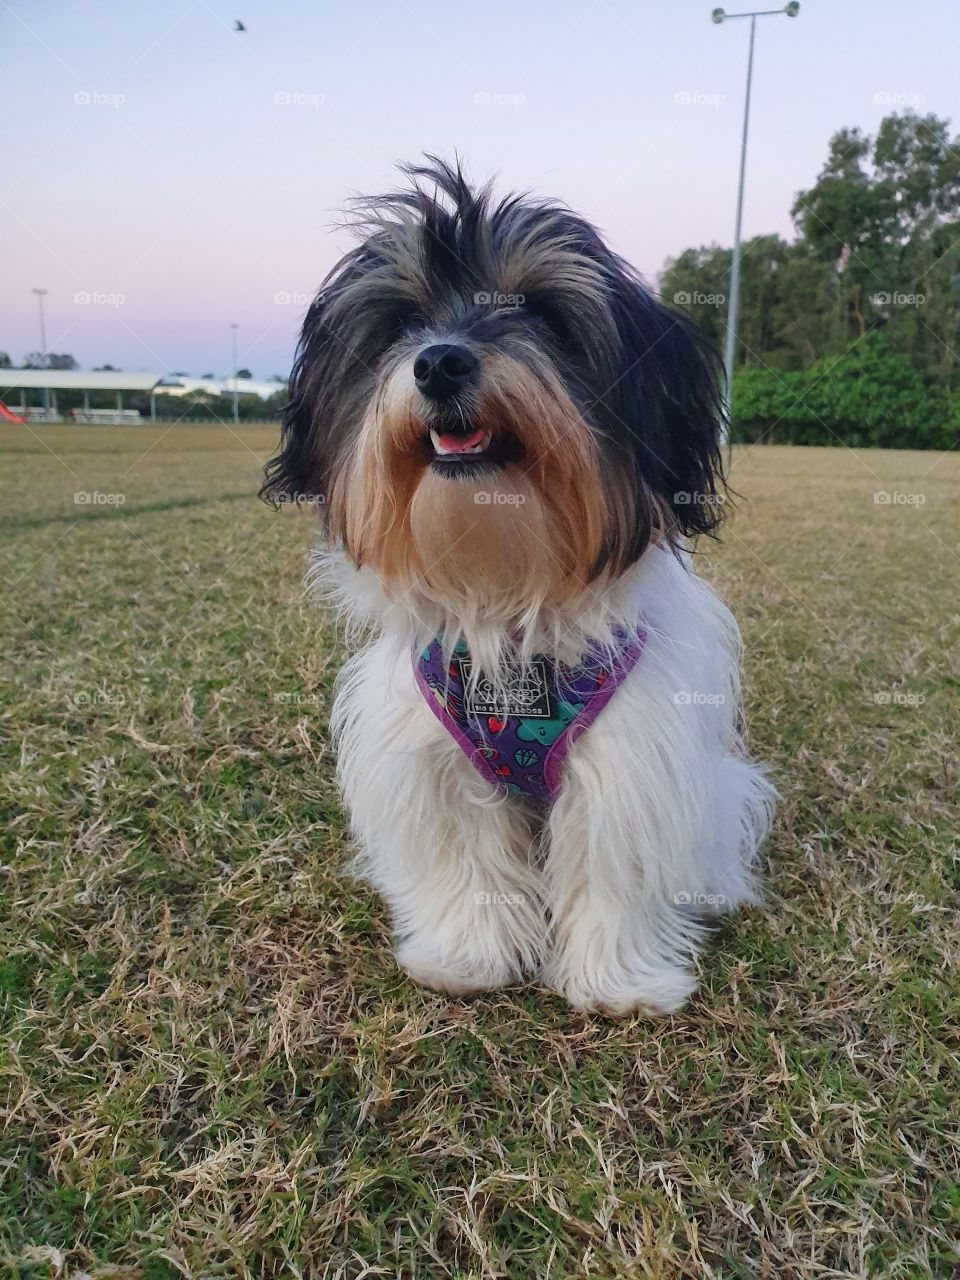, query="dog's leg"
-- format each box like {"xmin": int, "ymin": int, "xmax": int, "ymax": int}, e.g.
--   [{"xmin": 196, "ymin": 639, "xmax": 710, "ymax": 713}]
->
[
  {"xmin": 333, "ymin": 641, "xmax": 545, "ymax": 994},
  {"xmin": 386, "ymin": 787, "xmax": 543, "ymax": 996},
  {"xmin": 540, "ymin": 681, "xmax": 774, "ymax": 1018},
  {"xmin": 541, "ymin": 762, "xmax": 705, "ymax": 1016}
]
